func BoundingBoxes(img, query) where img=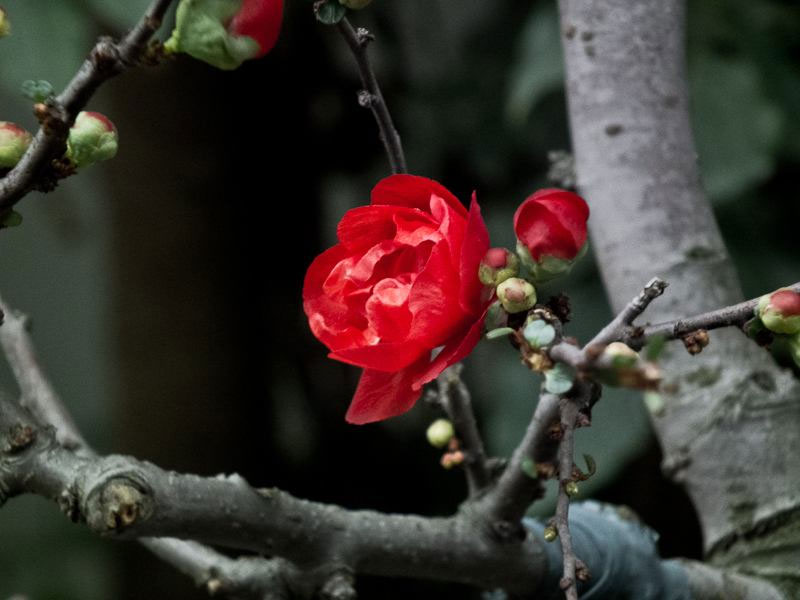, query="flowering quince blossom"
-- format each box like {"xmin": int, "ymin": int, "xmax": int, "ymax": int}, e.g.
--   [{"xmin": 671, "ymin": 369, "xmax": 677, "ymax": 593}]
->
[
  {"xmin": 165, "ymin": 0, "xmax": 283, "ymax": 70},
  {"xmin": 513, "ymin": 189, "xmax": 589, "ymax": 282},
  {"xmin": 303, "ymin": 175, "xmax": 491, "ymax": 424}
]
